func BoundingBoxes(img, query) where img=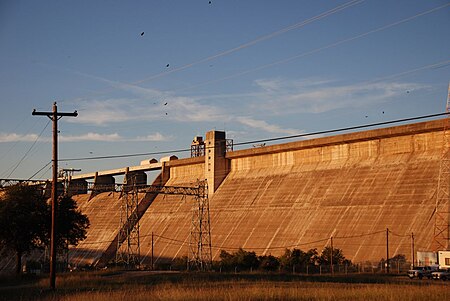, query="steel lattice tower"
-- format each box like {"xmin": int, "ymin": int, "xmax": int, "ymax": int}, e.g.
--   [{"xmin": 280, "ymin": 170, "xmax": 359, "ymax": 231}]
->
[
  {"xmin": 189, "ymin": 179, "xmax": 212, "ymax": 270},
  {"xmin": 433, "ymin": 83, "xmax": 450, "ymax": 251},
  {"xmin": 116, "ymin": 176, "xmax": 141, "ymax": 267}
]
